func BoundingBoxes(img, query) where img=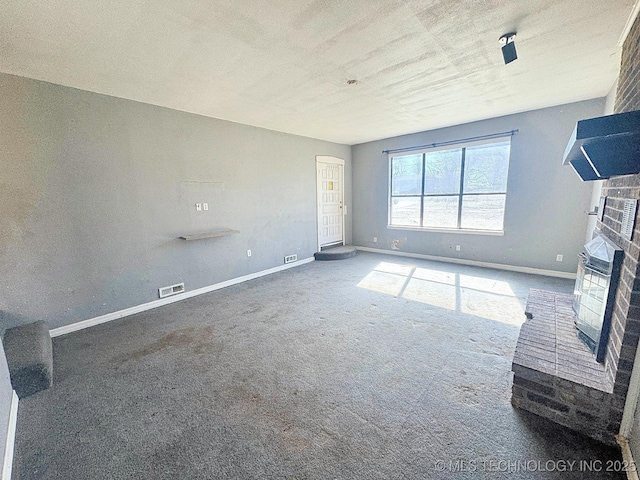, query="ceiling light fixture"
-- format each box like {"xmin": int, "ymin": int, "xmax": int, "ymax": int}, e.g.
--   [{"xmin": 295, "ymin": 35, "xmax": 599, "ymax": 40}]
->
[{"xmin": 499, "ymin": 32, "xmax": 518, "ymax": 65}]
